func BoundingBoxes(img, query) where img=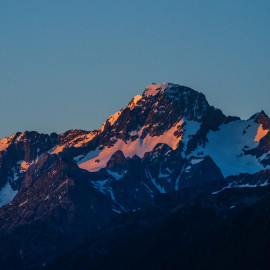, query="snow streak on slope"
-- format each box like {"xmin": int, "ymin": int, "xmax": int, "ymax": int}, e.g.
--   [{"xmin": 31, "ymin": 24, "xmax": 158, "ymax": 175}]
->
[
  {"xmin": 191, "ymin": 119, "xmax": 269, "ymax": 177},
  {"xmin": 78, "ymin": 120, "xmax": 200, "ymax": 172},
  {"xmin": 51, "ymin": 145, "xmax": 65, "ymax": 154},
  {"xmin": 0, "ymin": 134, "xmax": 16, "ymax": 151},
  {"xmin": 79, "ymin": 120, "xmax": 182, "ymax": 172},
  {"xmin": 254, "ymin": 124, "xmax": 269, "ymax": 141}
]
